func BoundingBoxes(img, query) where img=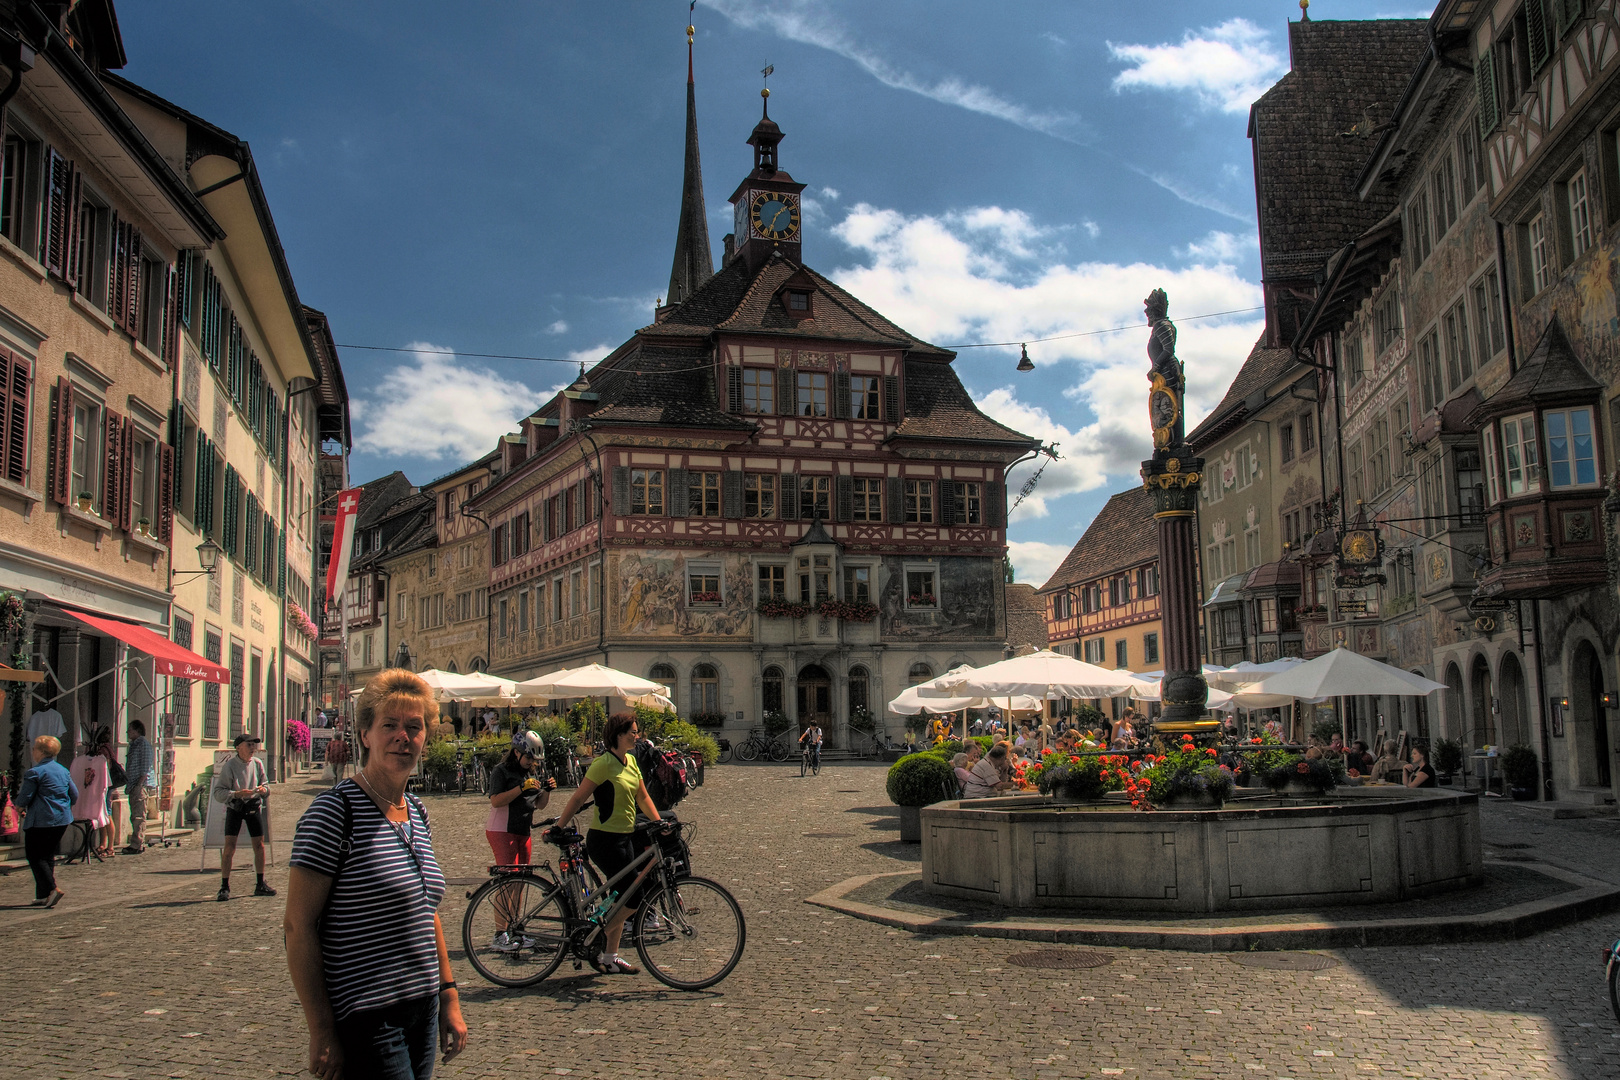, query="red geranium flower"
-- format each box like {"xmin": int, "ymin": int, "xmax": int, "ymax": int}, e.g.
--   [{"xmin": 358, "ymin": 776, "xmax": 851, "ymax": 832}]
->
[{"xmin": 1296, "ymin": 761, "xmax": 1311, "ymax": 775}]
